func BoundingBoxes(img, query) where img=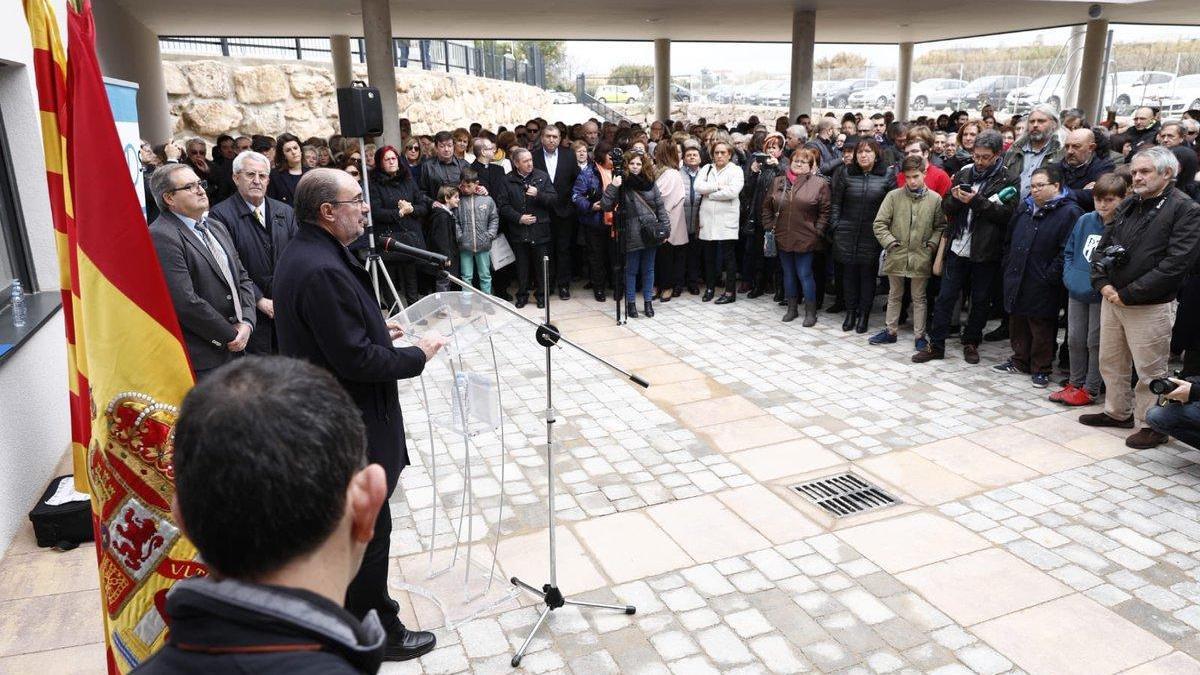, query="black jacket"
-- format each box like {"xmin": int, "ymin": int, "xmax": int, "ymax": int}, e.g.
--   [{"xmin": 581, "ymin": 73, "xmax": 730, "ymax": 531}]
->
[
  {"xmin": 273, "ymin": 225, "xmax": 426, "ymax": 490},
  {"xmin": 601, "ymin": 180, "xmax": 670, "ymax": 253},
  {"xmin": 943, "ymin": 163, "xmax": 1021, "ymax": 263},
  {"xmin": 1091, "ymin": 187, "xmax": 1200, "ymax": 306},
  {"xmin": 133, "ymin": 577, "xmax": 383, "ymax": 674},
  {"xmin": 418, "ymin": 157, "xmax": 468, "ymax": 200},
  {"xmin": 496, "ymin": 169, "xmax": 557, "ymax": 245},
  {"xmin": 830, "ymin": 162, "xmax": 894, "ymax": 265},
  {"xmin": 369, "ymin": 170, "xmax": 431, "ymax": 249},
  {"xmin": 426, "ymin": 205, "xmax": 458, "ymax": 259},
  {"xmin": 1126, "ymin": 121, "xmax": 1162, "ymax": 159},
  {"xmin": 207, "ymin": 195, "xmax": 299, "ymax": 355},
  {"xmin": 532, "ymin": 148, "xmax": 580, "ymax": 218},
  {"xmin": 468, "ymin": 160, "xmax": 506, "ymax": 201},
  {"xmin": 149, "ymin": 211, "xmax": 257, "ymax": 372},
  {"xmin": 1056, "ymin": 153, "xmax": 1115, "ymax": 212},
  {"xmin": 742, "ymin": 160, "xmax": 782, "ymax": 232},
  {"xmin": 1002, "ymin": 194, "xmax": 1083, "ymax": 318},
  {"xmin": 806, "ymin": 137, "xmax": 843, "ymax": 176}
]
